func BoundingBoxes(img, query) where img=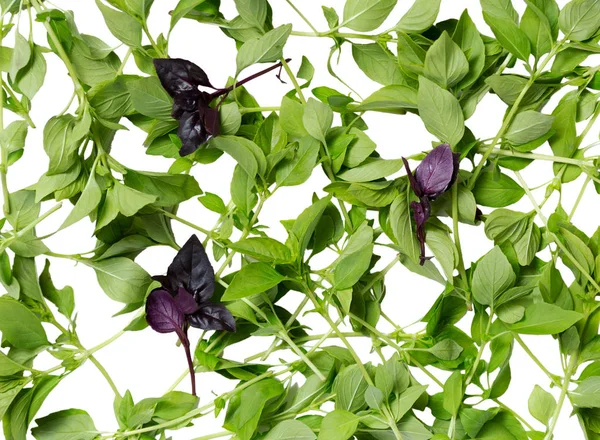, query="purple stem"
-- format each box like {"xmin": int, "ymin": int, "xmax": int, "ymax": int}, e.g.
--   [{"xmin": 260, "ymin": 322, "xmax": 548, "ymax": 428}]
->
[
  {"xmin": 179, "ymin": 331, "xmax": 196, "ymax": 396},
  {"xmin": 210, "ymin": 58, "xmax": 292, "ymax": 100}
]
